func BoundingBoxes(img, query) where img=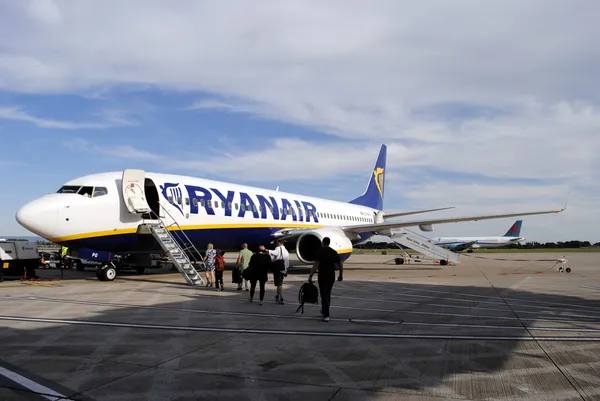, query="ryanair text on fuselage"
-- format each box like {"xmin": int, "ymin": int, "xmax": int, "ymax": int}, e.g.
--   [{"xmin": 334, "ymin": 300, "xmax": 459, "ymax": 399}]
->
[{"xmin": 161, "ymin": 183, "xmax": 322, "ymax": 223}]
